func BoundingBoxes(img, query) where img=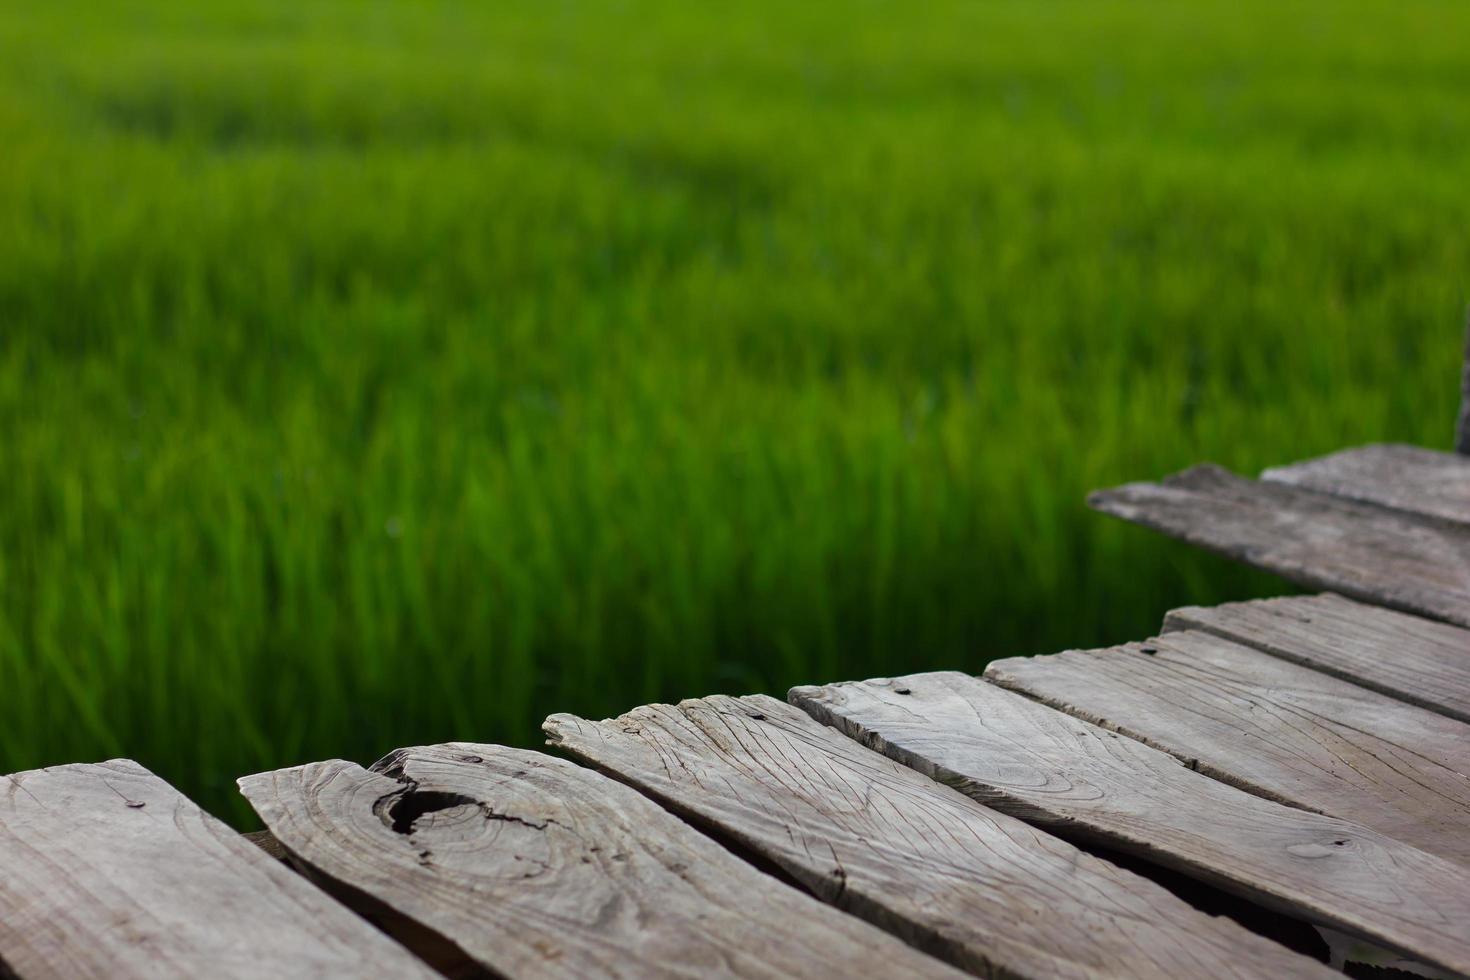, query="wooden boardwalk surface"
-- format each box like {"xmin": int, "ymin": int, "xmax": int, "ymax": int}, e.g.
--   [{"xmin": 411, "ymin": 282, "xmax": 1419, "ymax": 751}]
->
[
  {"xmin": 545, "ymin": 696, "xmax": 1326, "ymax": 979},
  {"xmin": 1091, "ymin": 460, "xmax": 1470, "ymax": 627},
  {"xmin": 4, "ymin": 439, "xmax": 1470, "ymax": 978},
  {"xmin": 985, "ymin": 631, "xmax": 1470, "ymax": 865}
]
